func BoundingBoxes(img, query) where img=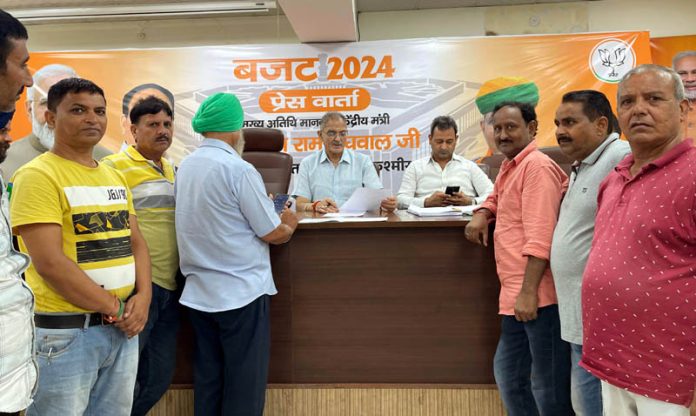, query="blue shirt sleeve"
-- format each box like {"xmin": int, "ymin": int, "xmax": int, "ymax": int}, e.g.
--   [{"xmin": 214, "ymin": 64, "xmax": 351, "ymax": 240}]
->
[
  {"xmin": 292, "ymin": 157, "xmax": 313, "ymax": 200},
  {"xmin": 238, "ymin": 168, "xmax": 281, "ymax": 238},
  {"xmin": 360, "ymin": 155, "xmax": 383, "ymax": 189}
]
